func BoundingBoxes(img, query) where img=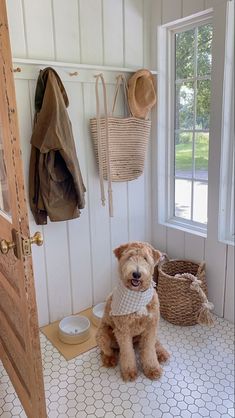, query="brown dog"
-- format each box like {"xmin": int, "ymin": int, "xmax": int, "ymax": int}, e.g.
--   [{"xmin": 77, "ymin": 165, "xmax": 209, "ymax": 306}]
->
[{"xmin": 96, "ymin": 241, "xmax": 170, "ymax": 381}]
